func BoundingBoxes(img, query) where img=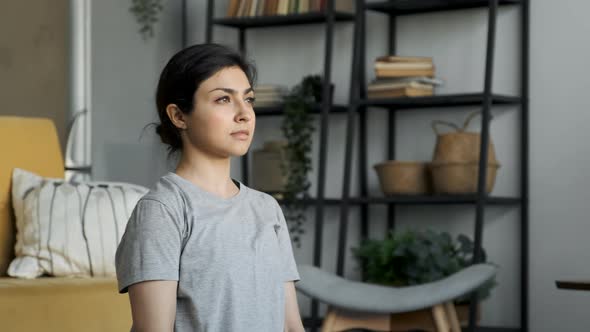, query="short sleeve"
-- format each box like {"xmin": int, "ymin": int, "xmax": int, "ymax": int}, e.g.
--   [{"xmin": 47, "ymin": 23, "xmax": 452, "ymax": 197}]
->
[
  {"xmin": 271, "ymin": 197, "xmax": 301, "ymax": 283},
  {"xmin": 115, "ymin": 198, "xmax": 184, "ymax": 293}
]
